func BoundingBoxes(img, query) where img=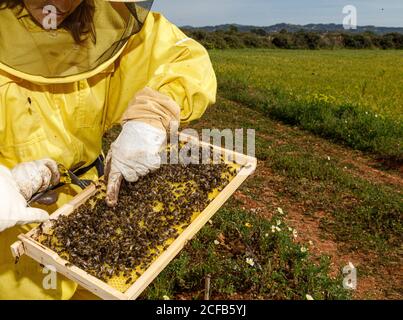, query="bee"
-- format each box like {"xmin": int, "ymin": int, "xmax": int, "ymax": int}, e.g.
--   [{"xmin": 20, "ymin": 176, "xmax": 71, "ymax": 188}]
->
[{"xmin": 34, "ymin": 142, "xmax": 234, "ymax": 284}]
